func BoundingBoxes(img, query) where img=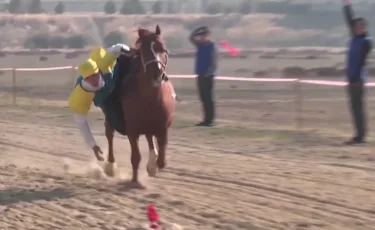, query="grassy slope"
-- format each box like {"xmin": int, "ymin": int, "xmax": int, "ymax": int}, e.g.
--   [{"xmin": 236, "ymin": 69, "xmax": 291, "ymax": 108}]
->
[{"xmin": 0, "ymin": 13, "xmax": 355, "ymax": 49}]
